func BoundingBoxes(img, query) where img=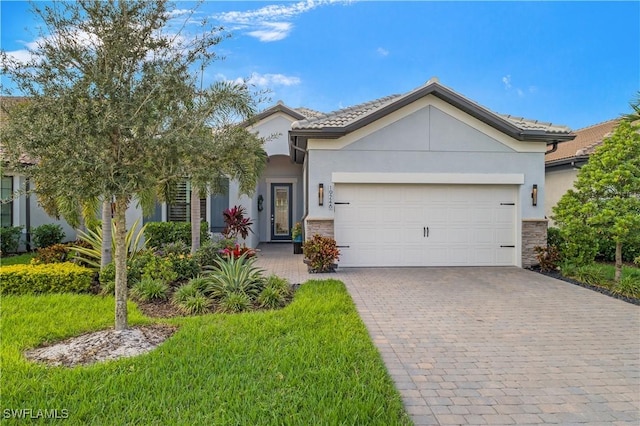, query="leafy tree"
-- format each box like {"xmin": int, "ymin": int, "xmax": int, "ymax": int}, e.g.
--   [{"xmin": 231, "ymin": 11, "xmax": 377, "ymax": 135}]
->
[
  {"xmin": 552, "ymin": 120, "xmax": 640, "ymax": 281},
  {"xmin": 1, "ymin": 0, "xmax": 249, "ymax": 330}
]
